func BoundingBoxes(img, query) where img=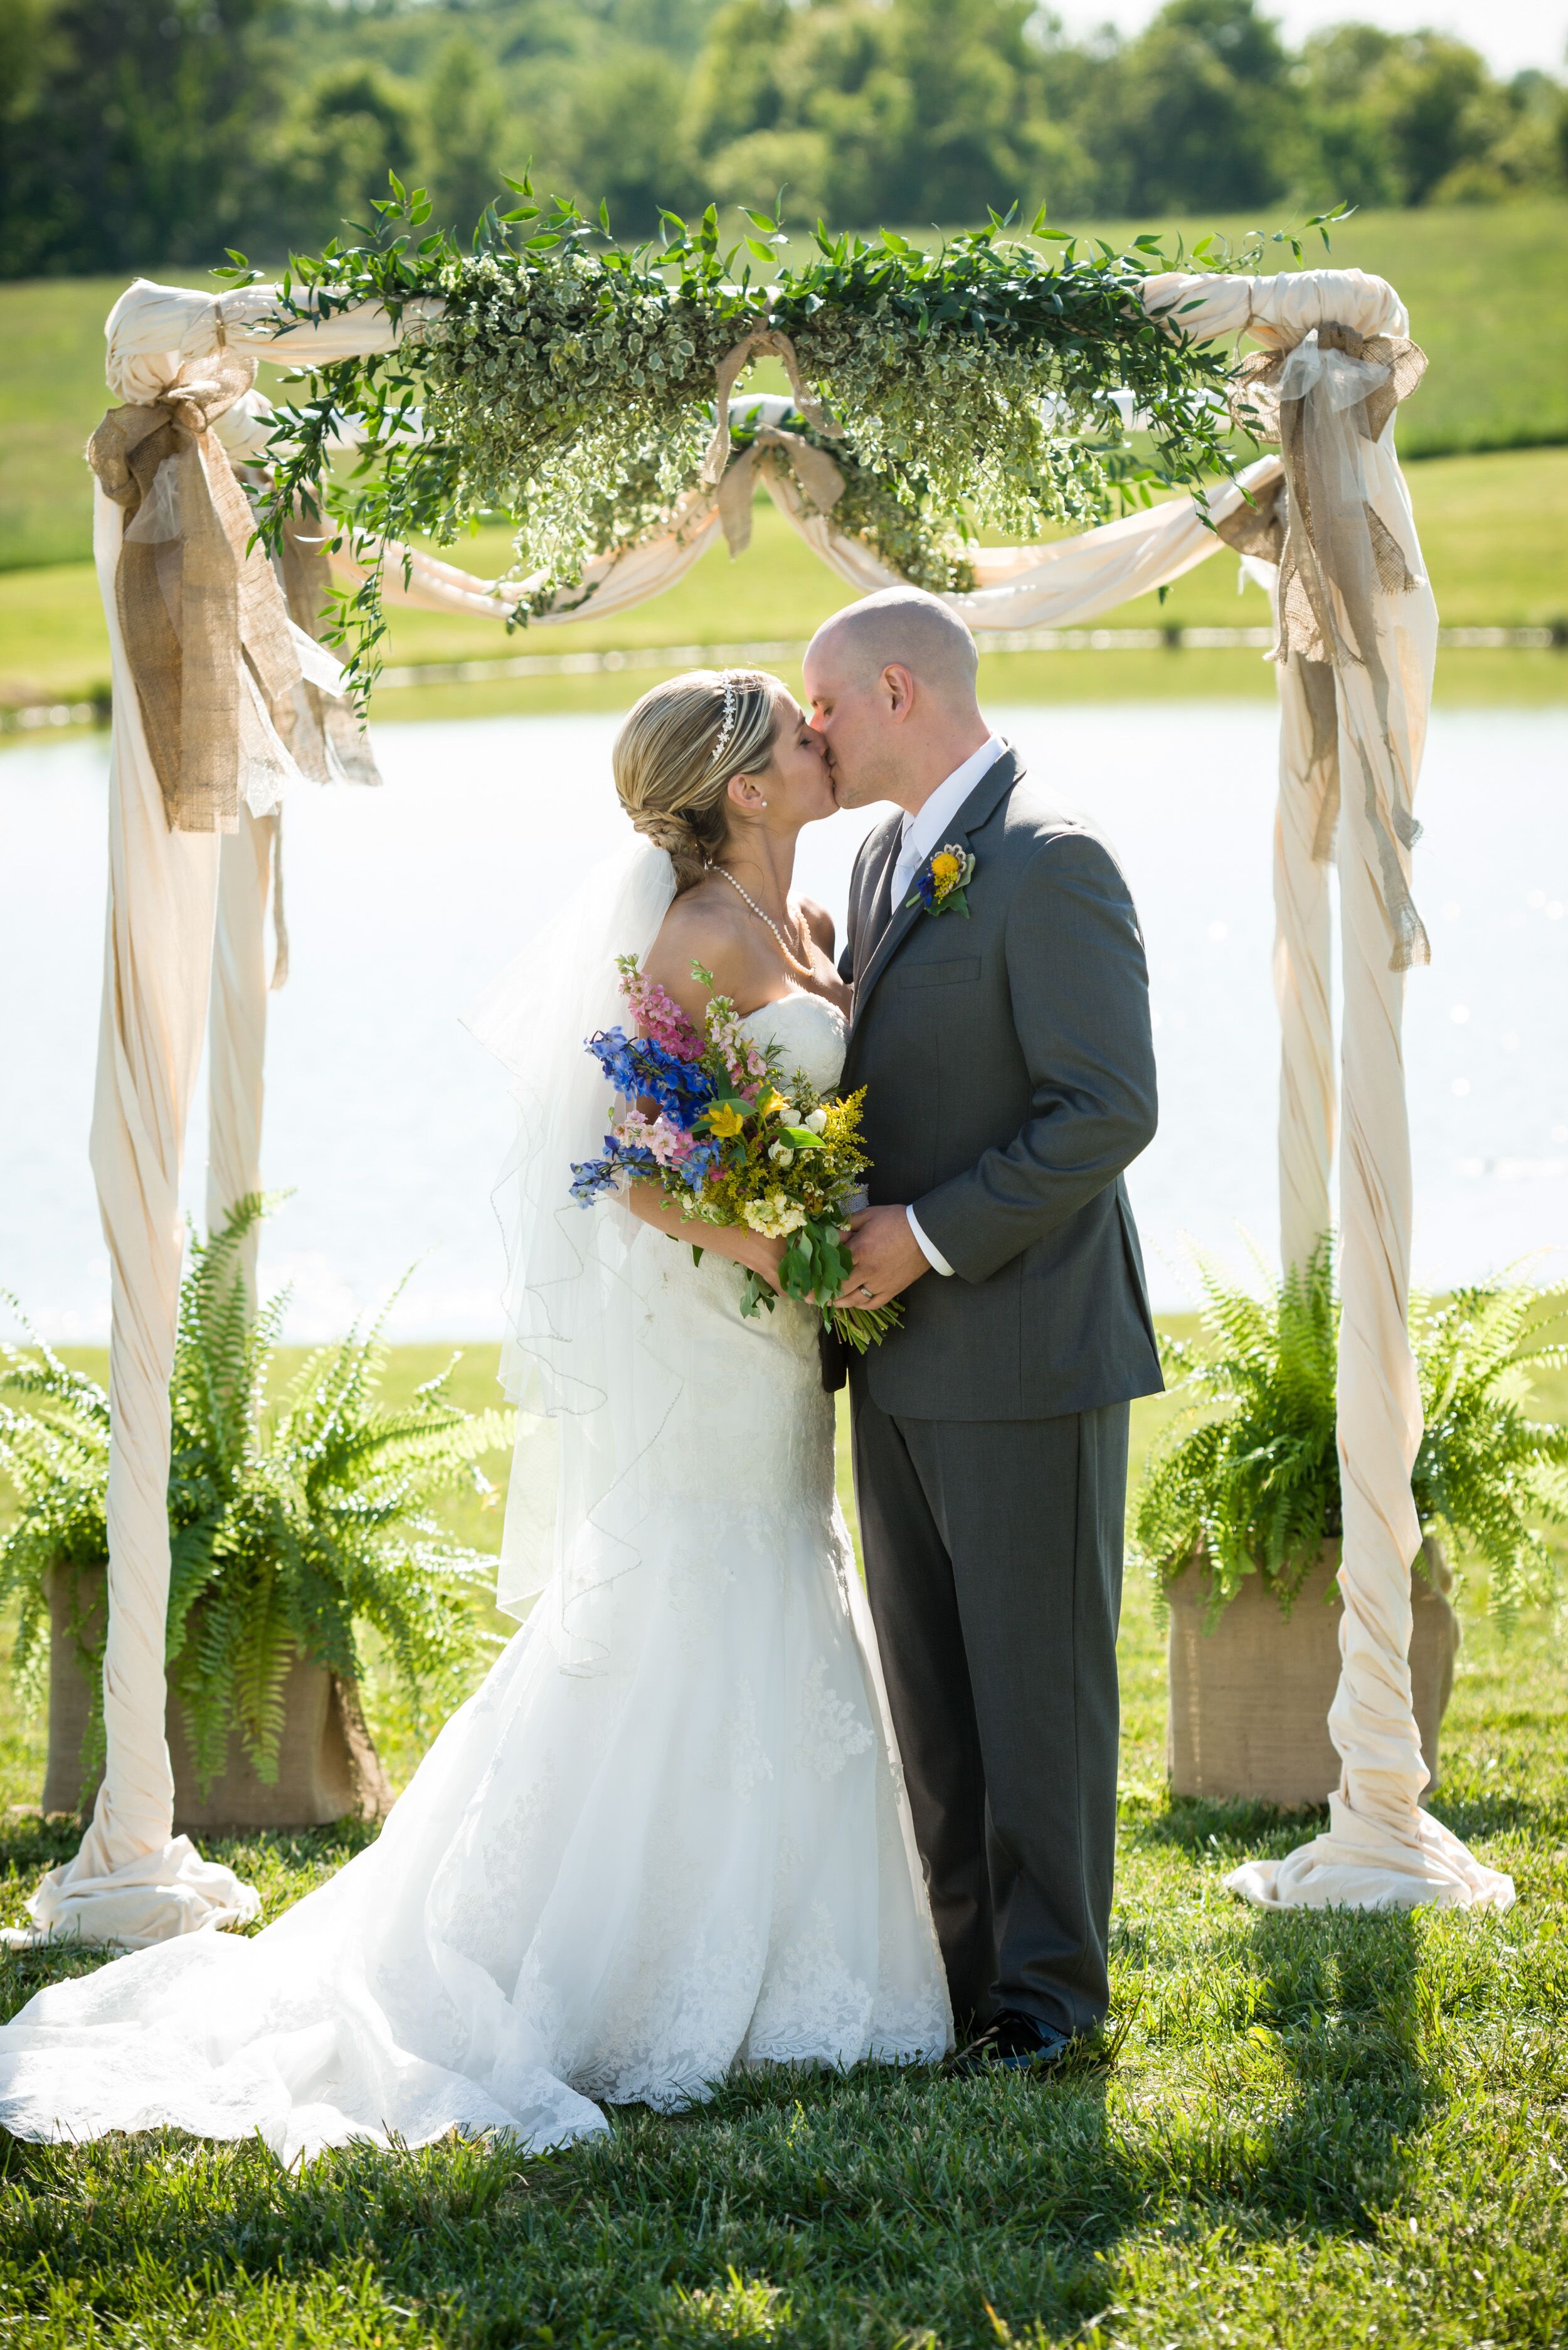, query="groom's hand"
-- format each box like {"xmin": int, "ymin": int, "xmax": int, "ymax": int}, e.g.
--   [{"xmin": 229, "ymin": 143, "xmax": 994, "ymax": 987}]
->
[{"xmin": 845, "ymin": 1206, "xmax": 930, "ymax": 1312}]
